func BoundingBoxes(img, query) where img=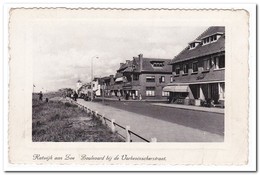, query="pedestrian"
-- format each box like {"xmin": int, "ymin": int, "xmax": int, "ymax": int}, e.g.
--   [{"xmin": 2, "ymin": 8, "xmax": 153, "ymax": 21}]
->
[
  {"xmin": 139, "ymin": 94, "xmax": 142, "ymax": 101},
  {"xmin": 73, "ymin": 91, "xmax": 78, "ymax": 101},
  {"xmin": 39, "ymin": 91, "xmax": 43, "ymax": 101}
]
